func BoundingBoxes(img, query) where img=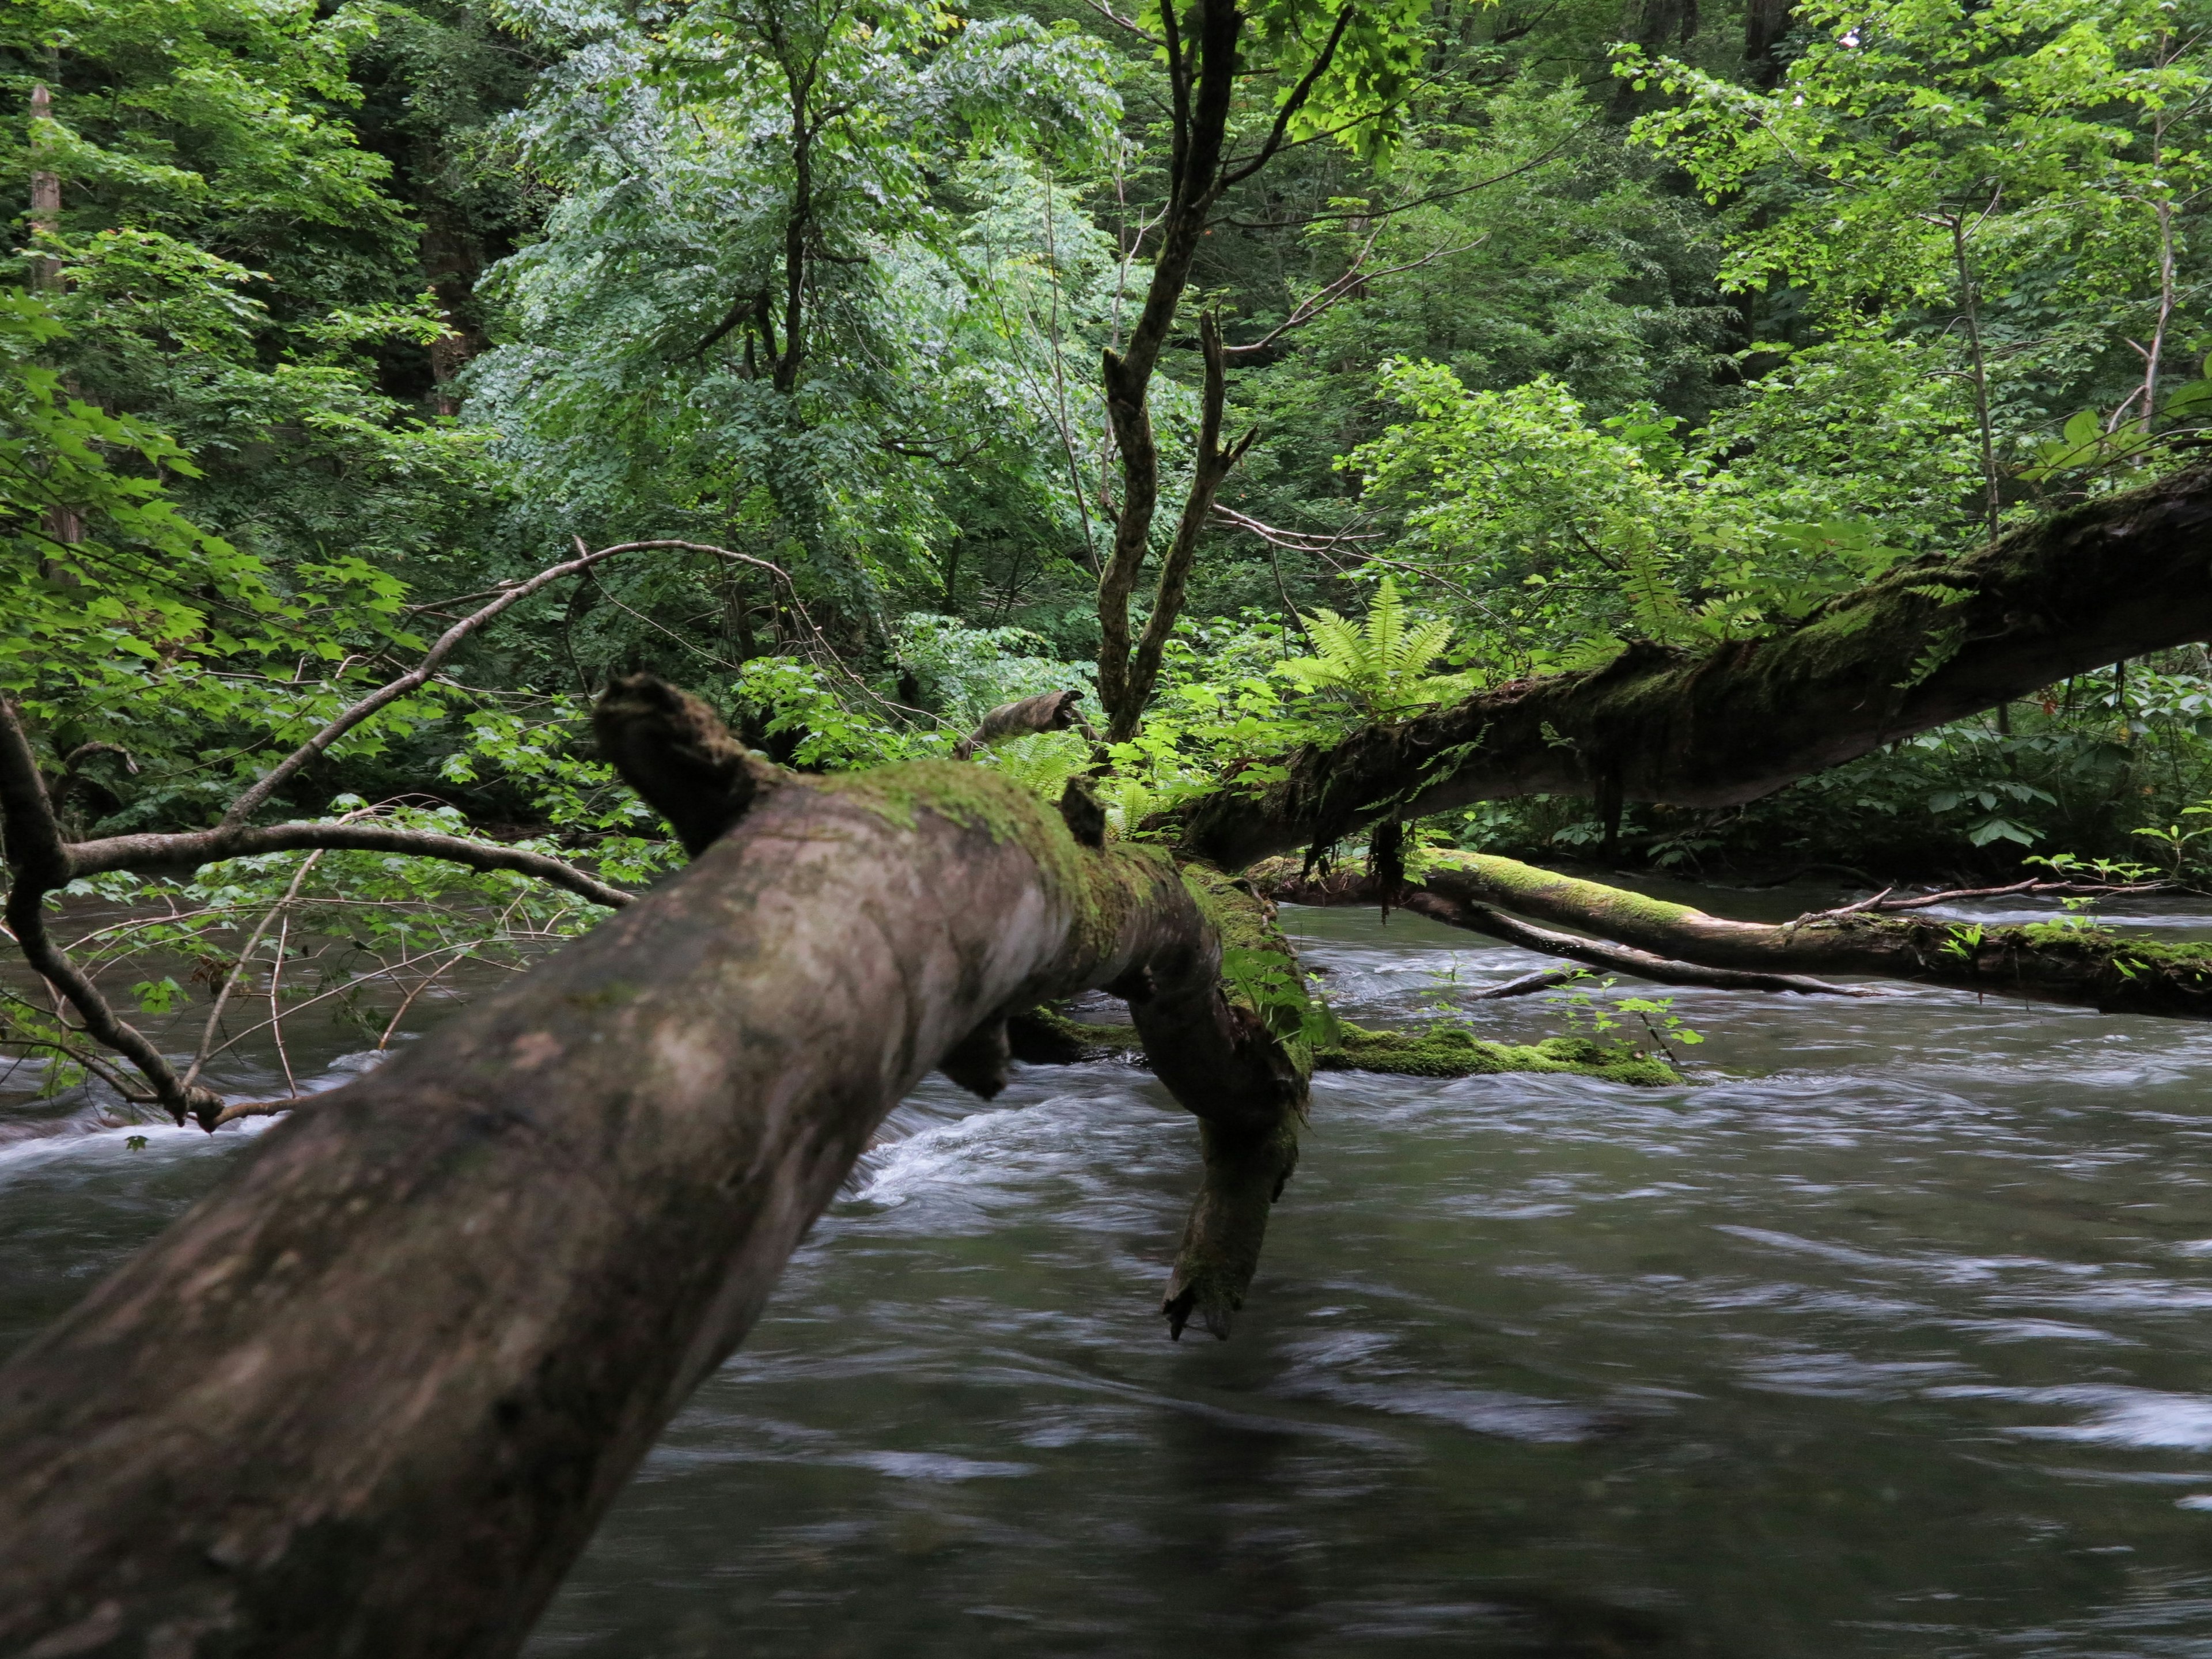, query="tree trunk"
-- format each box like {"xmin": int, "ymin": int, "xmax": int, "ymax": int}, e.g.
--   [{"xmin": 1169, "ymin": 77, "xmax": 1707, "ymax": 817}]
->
[
  {"xmin": 1275, "ymin": 852, "xmax": 2212, "ymax": 1021},
  {"xmin": 1743, "ymin": 0, "xmax": 1792, "ymax": 88},
  {"xmin": 0, "ymin": 762, "xmax": 1302, "ymax": 1658},
  {"xmin": 1170, "ymin": 463, "xmax": 2212, "ymax": 869}
]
